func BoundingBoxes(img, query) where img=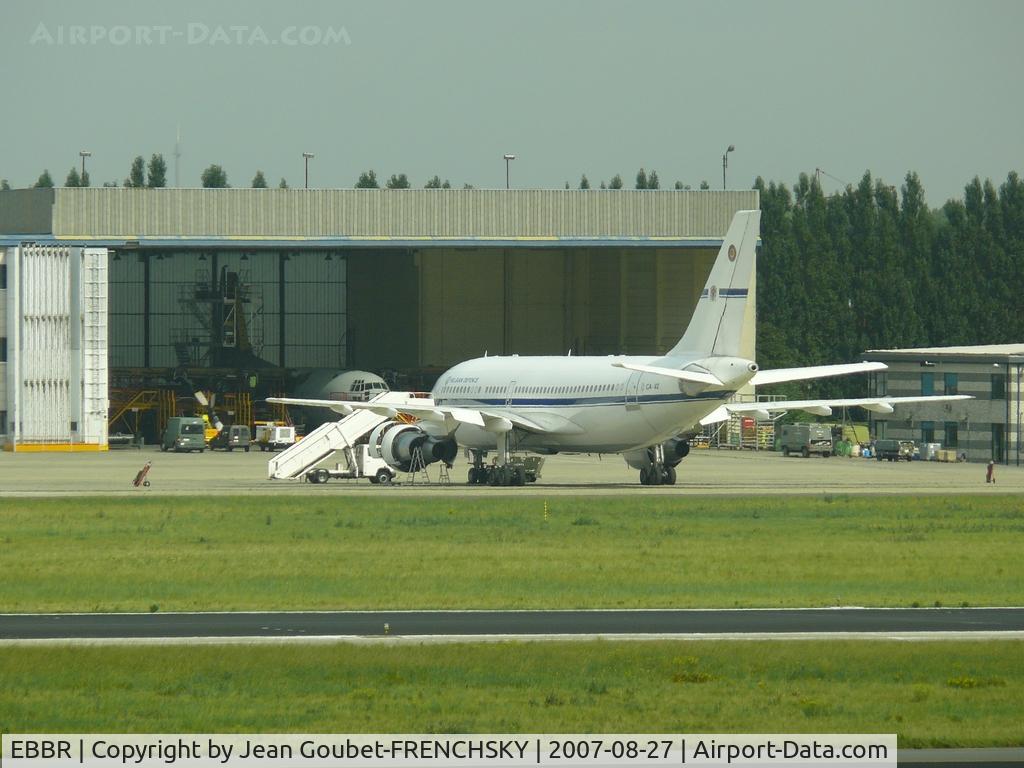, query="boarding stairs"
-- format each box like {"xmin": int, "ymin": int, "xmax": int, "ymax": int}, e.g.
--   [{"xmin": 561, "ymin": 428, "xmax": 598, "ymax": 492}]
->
[{"xmin": 267, "ymin": 391, "xmax": 427, "ymax": 480}]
